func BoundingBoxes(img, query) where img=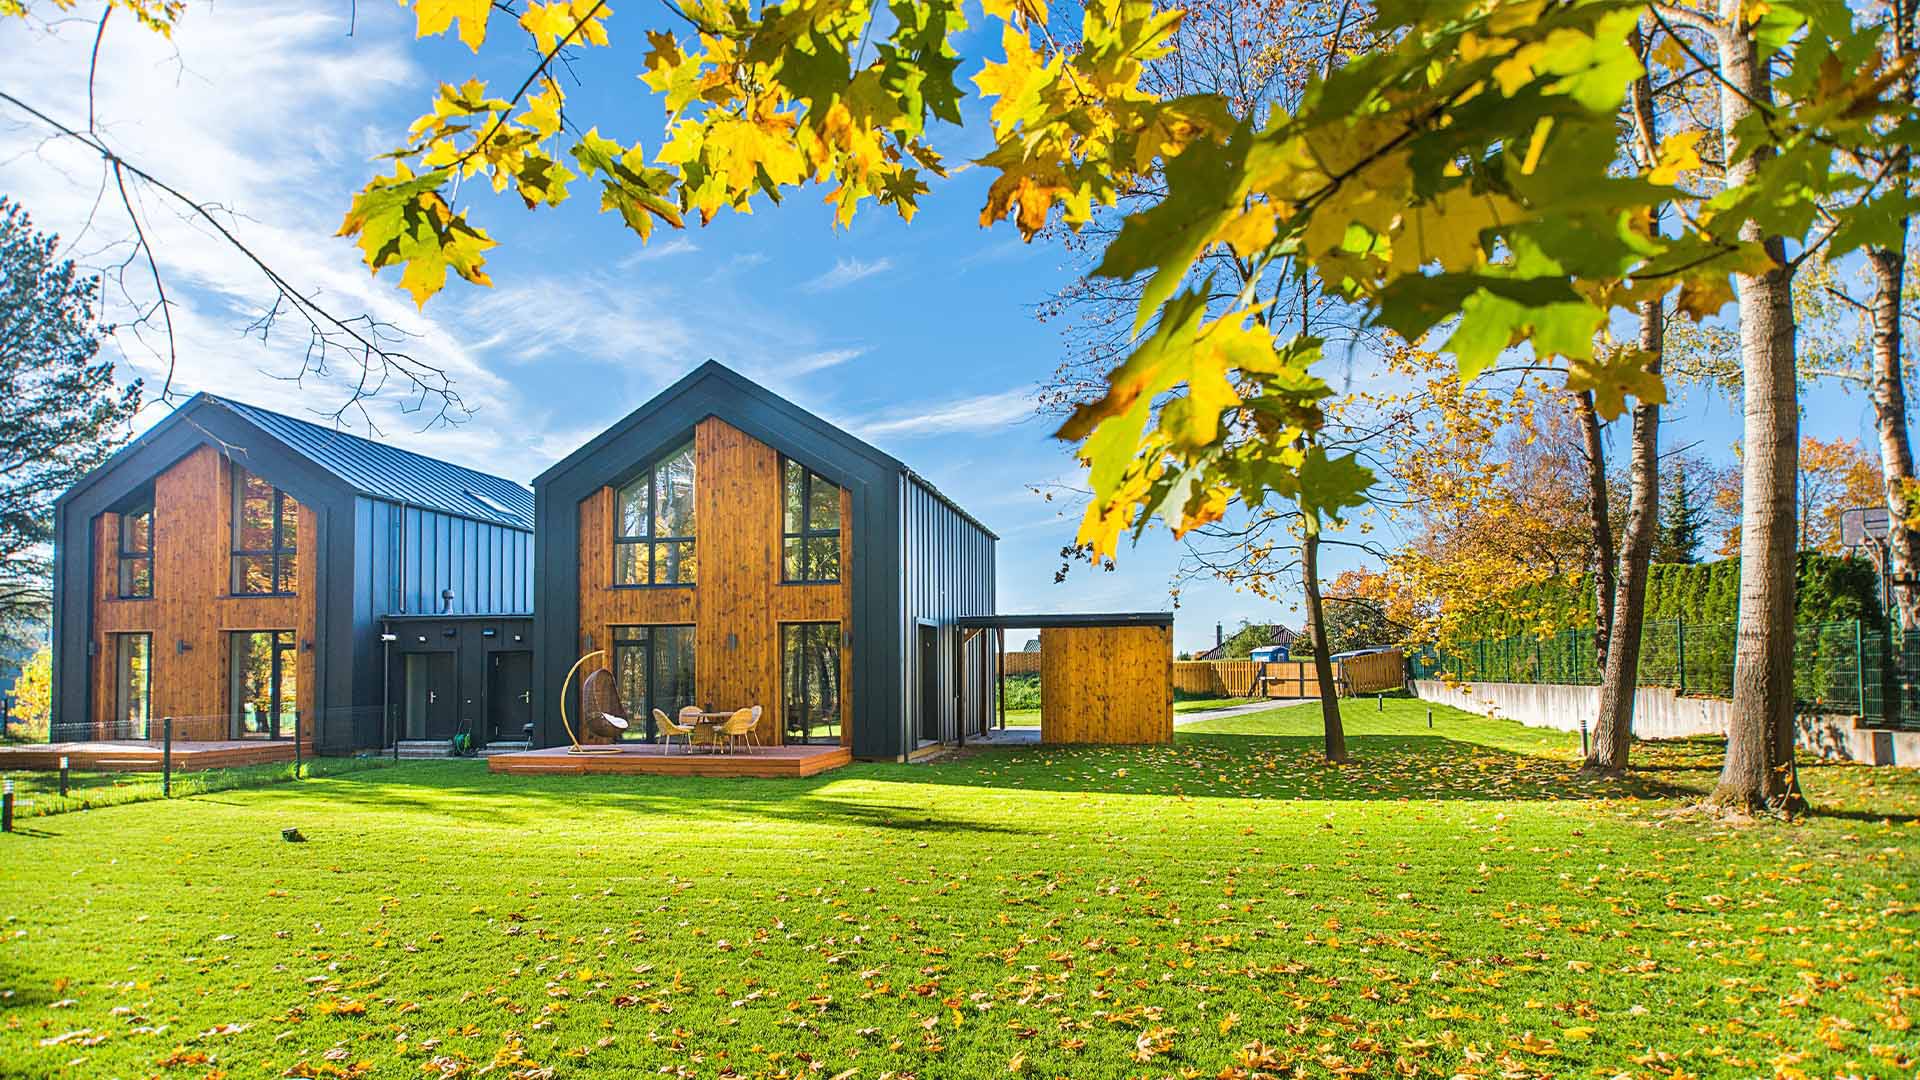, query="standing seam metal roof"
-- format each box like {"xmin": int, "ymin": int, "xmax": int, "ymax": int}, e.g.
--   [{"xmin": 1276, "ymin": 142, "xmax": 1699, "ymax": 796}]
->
[{"xmin": 206, "ymin": 395, "xmax": 534, "ymax": 530}]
